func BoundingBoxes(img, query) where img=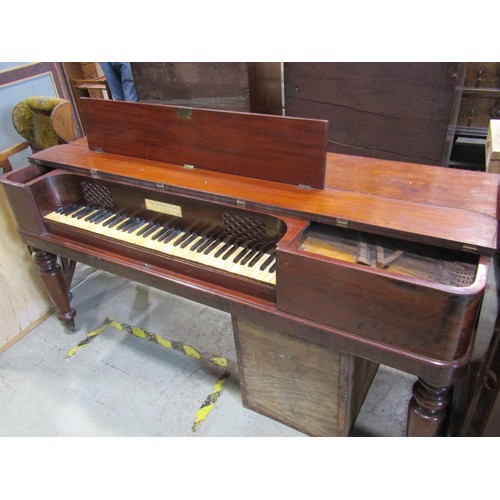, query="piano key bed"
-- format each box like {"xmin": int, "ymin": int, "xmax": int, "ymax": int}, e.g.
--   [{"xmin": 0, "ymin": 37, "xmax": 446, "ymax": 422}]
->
[{"xmin": 45, "ymin": 204, "xmax": 277, "ymax": 285}]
